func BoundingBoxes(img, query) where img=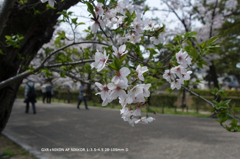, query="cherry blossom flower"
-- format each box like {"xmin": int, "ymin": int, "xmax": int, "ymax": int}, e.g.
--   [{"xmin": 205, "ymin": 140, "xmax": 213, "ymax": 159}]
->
[
  {"xmin": 91, "ymin": 51, "xmax": 109, "ymax": 72},
  {"xmin": 144, "ymin": 18, "xmax": 156, "ymax": 30},
  {"xmin": 170, "ymin": 79, "xmax": 183, "ymax": 90},
  {"xmin": 105, "ymin": 8, "xmax": 117, "ymax": 19},
  {"xmin": 105, "ymin": 17, "xmax": 117, "ymax": 28},
  {"xmin": 132, "ymin": 94, "xmax": 145, "ymax": 103},
  {"xmin": 176, "ymin": 50, "xmax": 192, "ymax": 68},
  {"xmin": 141, "ymin": 84, "xmax": 151, "ymax": 97},
  {"xmin": 176, "ymin": 50, "xmax": 187, "ymax": 64},
  {"xmin": 118, "ymin": 36, "xmax": 128, "ymax": 45},
  {"xmin": 136, "ymin": 65, "xmax": 148, "ymax": 81},
  {"xmin": 112, "ymin": 44, "xmax": 127, "ymax": 58},
  {"xmin": 91, "ymin": 19, "xmax": 104, "ymax": 33},
  {"xmin": 163, "ymin": 69, "xmax": 175, "ymax": 83},
  {"xmin": 107, "ymin": 81, "xmax": 128, "ymax": 100},
  {"xmin": 120, "ymin": 106, "xmax": 129, "ymax": 115},
  {"xmin": 133, "ymin": 107, "xmax": 141, "ymax": 116},
  {"xmin": 127, "ymin": 84, "xmax": 144, "ymax": 104},
  {"xmin": 102, "ymin": 97, "xmax": 113, "ymax": 106},
  {"xmin": 128, "ymin": 33, "xmax": 141, "ymax": 44},
  {"xmin": 95, "ymin": 2, "xmax": 104, "ymax": 17},
  {"xmin": 41, "ymin": 0, "xmax": 55, "ymax": 7},
  {"xmin": 119, "ymin": 97, "xmax": 128, "ymax": 107},
  {"xmin": 115, "ymin": 16, "xmax": 126, "ymax": 25},
  {"xmin": 181, "ymin": 71, "xmax": 192, "ymax": 81},
  {"xmin": 111, "ymin": 67, "xmax": 130, "ymax": 84},
  {"xmin": 126, "ymin": 4, "xmax": 134, "ymax": 14},
  {"xmin": 135, "ymin": 117, "xmax": 155, "ymax": 124},
  {"xmin": 120, "ymin": 107, "xmax": 138, "ymax": 127},
  {"xmin": 116, "ymin": 0, "xmax": 128, "ymax": 14},
  {"xmin": 128, "ymin": 118, "xmax": 138, "ymax": 127},
  {"xmin": 171, "ymin": 65, "xmax": 187, "ymax": 78},
  {"xmin": 133, "ymin": 18, "xmax": 144, "ymax": 34},
  {"xmin": 95, "ymin": 82, "xmax": 109, "ymax": 100},
  {"xmin": 185, "ymin": 56, "xmax": 192, "ymax": 67},
  {"xmin": 150, "ymin": 33, "xmax": 164, "ymax": 45}
]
